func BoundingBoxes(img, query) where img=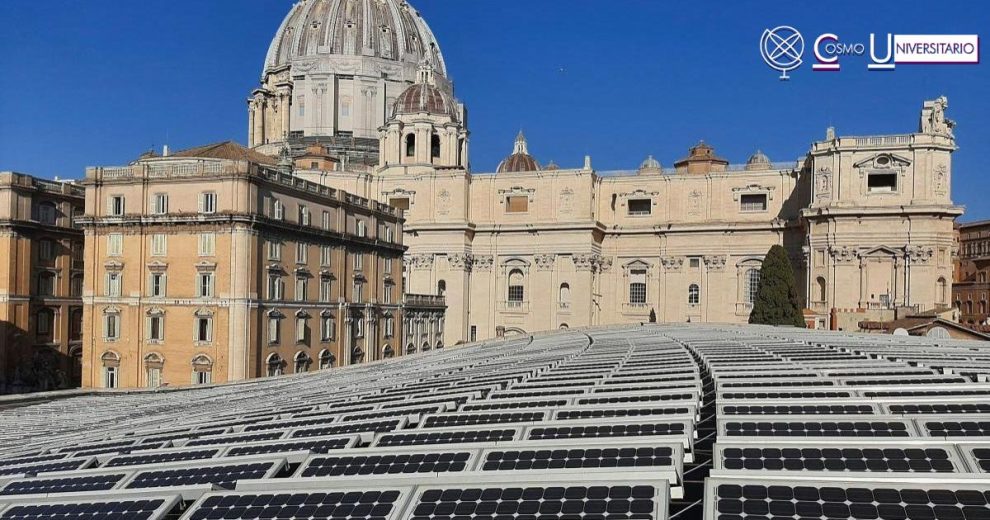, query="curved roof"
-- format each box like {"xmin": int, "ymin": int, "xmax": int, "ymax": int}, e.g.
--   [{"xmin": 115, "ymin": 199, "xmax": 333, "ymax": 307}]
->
[
  {"xmin": 496, "ymin": 131, "xmax": 541, "ymax": 173},
  {"xmin": 745, "ymin": 150, "xmax": 772, "ymax": 170},
  {"xmin": 392, "ymin": 63, "xmax": 458, "ymax": 119}
]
